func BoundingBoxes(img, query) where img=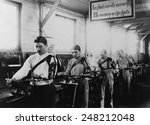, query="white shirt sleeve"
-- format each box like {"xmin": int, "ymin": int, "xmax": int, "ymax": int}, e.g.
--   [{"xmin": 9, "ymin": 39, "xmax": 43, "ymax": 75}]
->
[{"xmin": 12, "ymin": 57, "xmax": 31, "ymax": 80}]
